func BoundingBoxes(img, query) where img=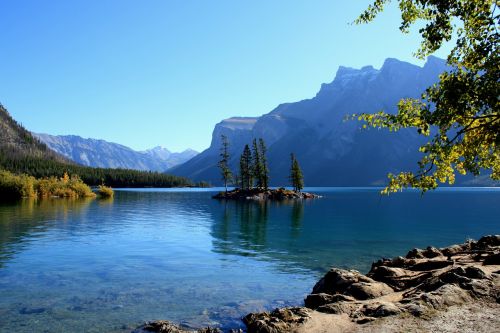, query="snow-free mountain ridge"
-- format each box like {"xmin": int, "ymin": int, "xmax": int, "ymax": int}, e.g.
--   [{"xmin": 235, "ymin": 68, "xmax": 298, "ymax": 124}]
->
[
  {"xmin": 169, "ymin": 56, "xmax": 473, "ymax": 186},
  {"xmin": 35, "ymin": 133, "xmax": 198, "ymax": 171}
]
